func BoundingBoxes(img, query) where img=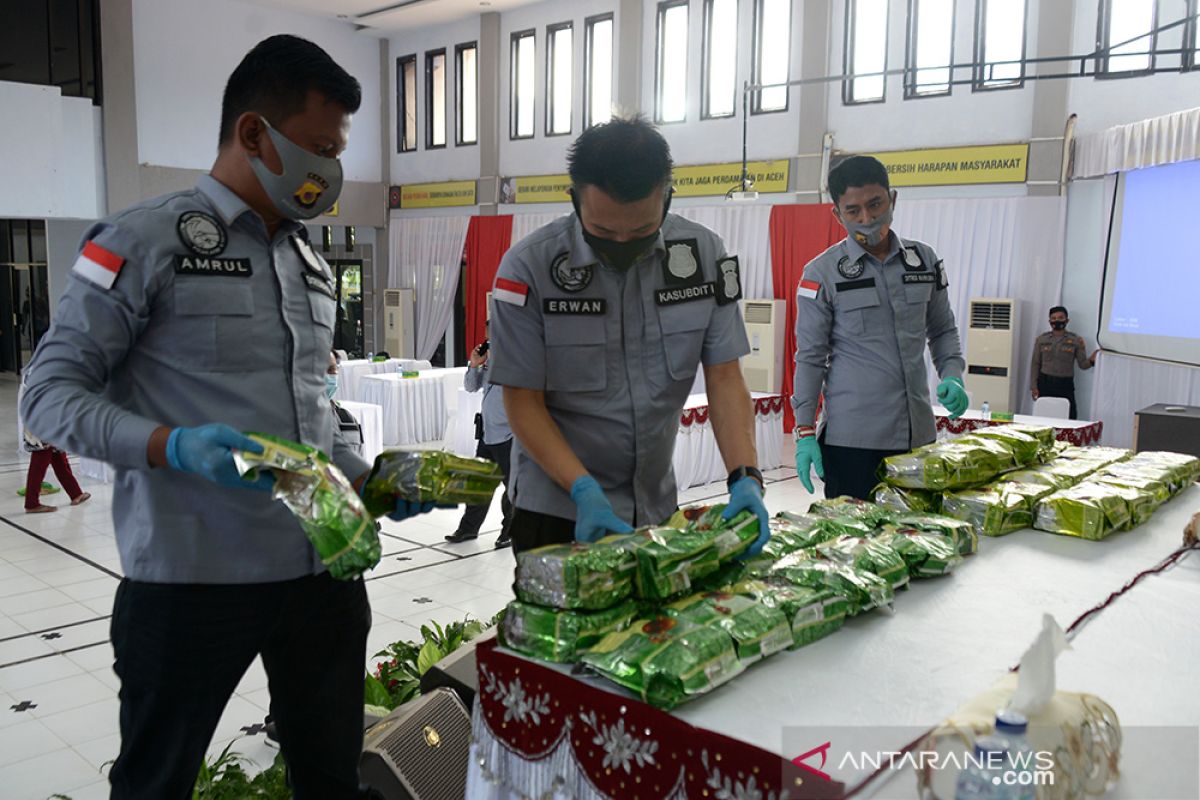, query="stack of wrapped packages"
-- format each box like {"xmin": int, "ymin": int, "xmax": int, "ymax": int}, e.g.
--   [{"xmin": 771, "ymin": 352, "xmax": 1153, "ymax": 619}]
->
[
  {"xmin": 872, "ymin": 423, "xmax": 1199, "ymax": 541},
  {"xmin": 501, "ymin": 498, "xmax": 976, "ymax": 710}
]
